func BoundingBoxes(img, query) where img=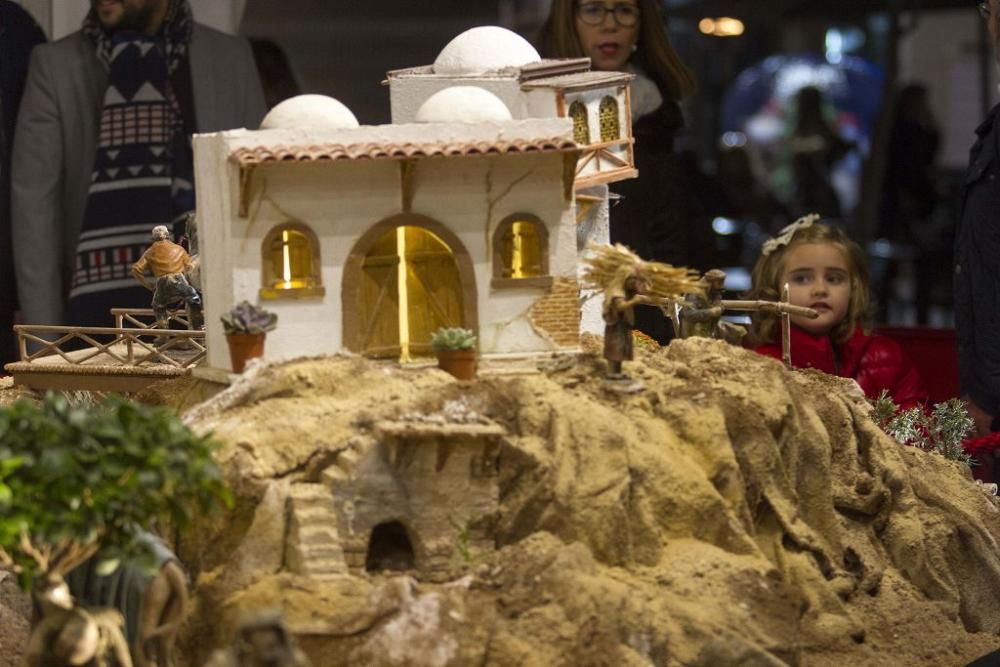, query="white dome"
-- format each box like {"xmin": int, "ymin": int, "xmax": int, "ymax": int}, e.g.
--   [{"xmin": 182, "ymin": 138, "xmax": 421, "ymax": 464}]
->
[
  {"xmin": 415, "ymin": 87, "xmax": 513, "ymax": 123},
  {"xmin": 260, "ymin": 94, "xmax": 359, "ymax": 130},
  {"xmin": 433, "ymin": 26, "xmax": 541, "ymax": 75}
]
